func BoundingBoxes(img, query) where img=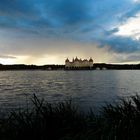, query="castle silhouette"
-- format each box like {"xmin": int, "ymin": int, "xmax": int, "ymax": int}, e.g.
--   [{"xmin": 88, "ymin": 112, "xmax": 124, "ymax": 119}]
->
[{"xmin": 65, "ymin": 57, "xmax": 93, "ymax": 68}]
